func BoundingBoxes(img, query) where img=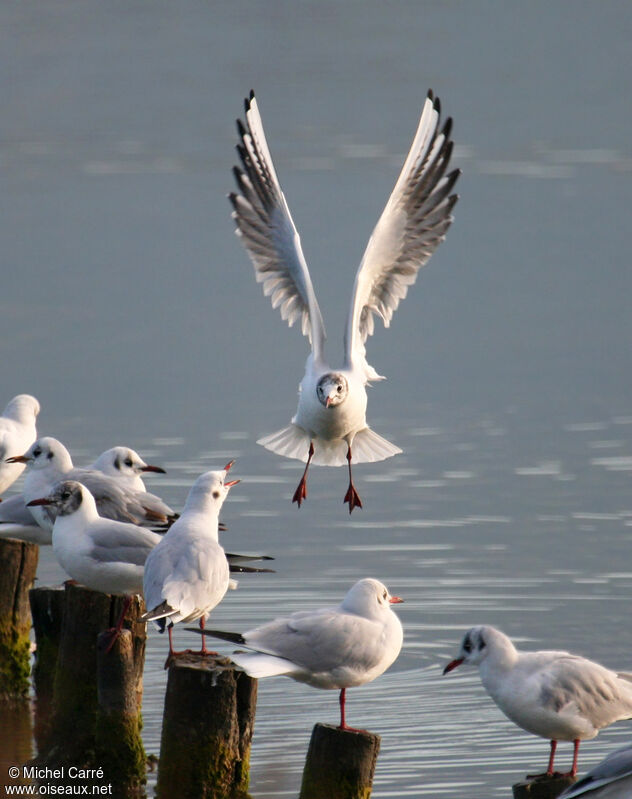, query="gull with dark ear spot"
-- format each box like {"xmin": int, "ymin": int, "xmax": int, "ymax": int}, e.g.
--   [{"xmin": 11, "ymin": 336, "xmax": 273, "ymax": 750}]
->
[
  {"xmin": 88, "ymin": 446, "xmax": 167, "ymax": 492},
  {"xmin": 27, "ymin": 480, "xmax": 163, "ymax": 647},
  {"xmin": 444, "ymin": 625, "xmax": 632, "ymax": 778},
  {"xmin": 0, "ymin": 394, "xmax": 40, "ymax": 496},
  {"xmin": 141, "ymin": 463, "xmax": 240, "ymax": 660},
  {"xmin": 188, "ymin": 577, "xmax": 403, "ymax": 730},
  {"xmin": 230, "ymin": 90, "xmax": 459, "ymax": 512},
  {"xmin": 8, "ymin": 437, "xmax": 177, "ymax": 540}
]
